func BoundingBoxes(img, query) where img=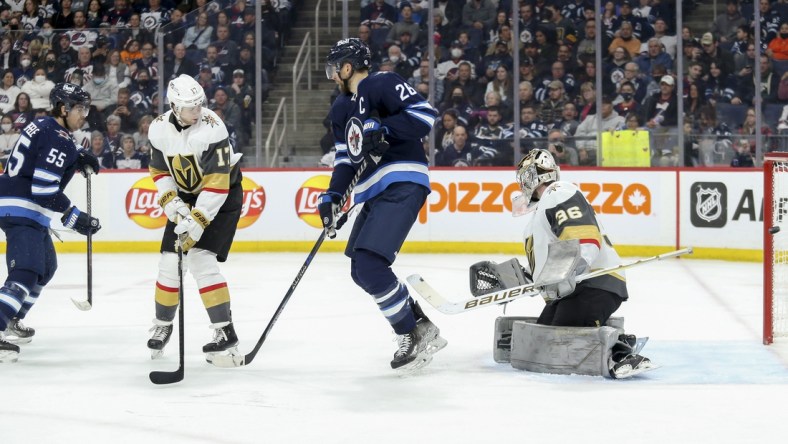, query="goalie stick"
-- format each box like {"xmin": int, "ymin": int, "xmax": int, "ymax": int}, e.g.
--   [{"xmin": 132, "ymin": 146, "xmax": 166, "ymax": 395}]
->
[
  {"xmin": 71, "ymin": 168, "xmax": 94, "ymax": 311},
  {"xmin": 210, "ymin": 158, "xmax": 372, "ymax": 368},
  {"xmin": 407, "ymin": 248, "xmax": 693, "ymax": 315},
  {"xmin": 149, "ymin": 236, "xmax": 186, "ymax": 384}
]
